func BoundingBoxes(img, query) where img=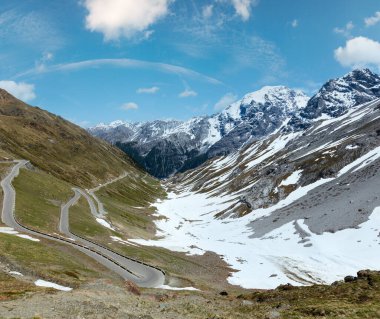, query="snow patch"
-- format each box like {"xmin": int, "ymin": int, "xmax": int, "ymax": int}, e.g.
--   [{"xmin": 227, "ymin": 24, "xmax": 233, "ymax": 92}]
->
[
  {"xmin": 9, "ymin": 271, "xmax": 23, "ymax": 276},
  {"xmin": 96, "ymin": 218, "xmax": 115, "ymax": 231},
  {"xmin": 111, "ymin": 236, "xmax": 139, "ymax": 247},
  {"xmin": 280, "ymin": 170, "xmax": 302, "ymax": 186},
  {"xmin": 158, "ymin": 285, "xmax": 199, "ymax": 291},
  {"xmin": 338, "ymin": 145, "xmax": 380, "ymax": 177},
  {"xmin": 346, "ymin": 145, "xmax": 359, "ymax": 150},
  {"xmin": 0, "ymin": 227, "xmax": 40, "ymax": 242},
  {"xmin": 35, "ymin": 280, "xmax": 72, "ymax": 291}
]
